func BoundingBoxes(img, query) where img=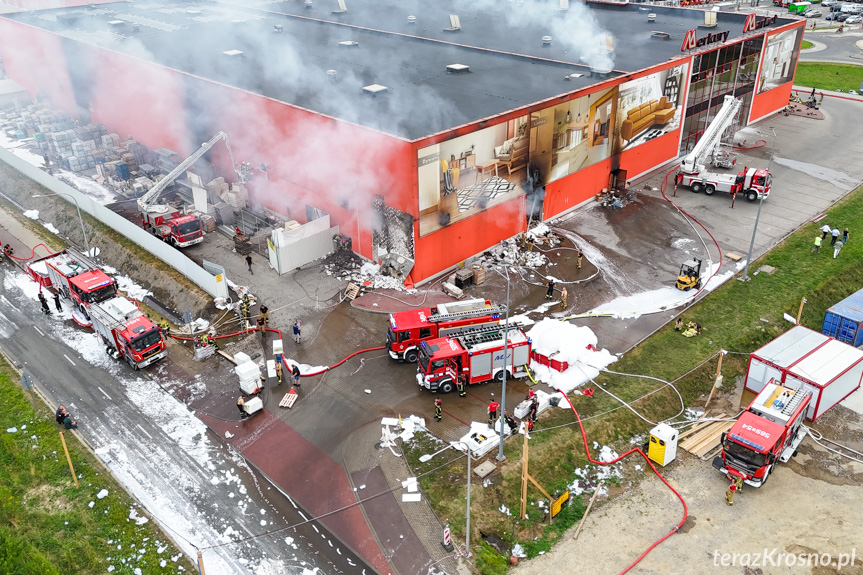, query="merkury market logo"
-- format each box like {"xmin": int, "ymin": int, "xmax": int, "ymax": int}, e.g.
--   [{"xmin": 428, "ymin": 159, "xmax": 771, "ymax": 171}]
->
[
  {"xmin": 743, "ymin": 13, "xmax": 778, "ymax": 32},
  {"xmin": 680, "ymin": 29, "xmax": 730, "ymax": 51}
]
